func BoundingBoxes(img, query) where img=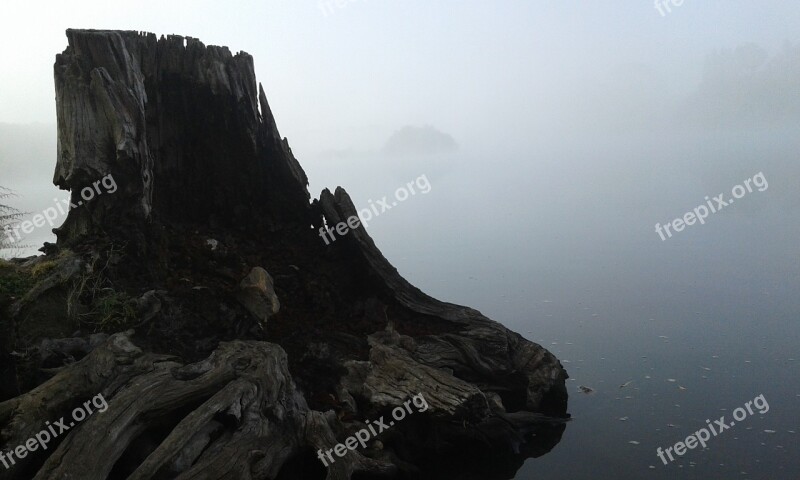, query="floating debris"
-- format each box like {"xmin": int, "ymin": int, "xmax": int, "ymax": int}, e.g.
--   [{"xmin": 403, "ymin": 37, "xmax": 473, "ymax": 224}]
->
[
  {"xmin": 667, "ymin": 379, "xmax": 677, "ymax": 383},
  {"xmin": 619, "ymin": 381, "xmax": 633, "ymax": 389},
  {"xmin": 764, "ymin": 430, "xmax": 776, "ymax": 433},
  {"xmin": 619, "ymin": 417, "xmax": 629, "ymax": 421},
  {"xmin": 578, "ymin": 385, "xmax": 595, "ymax": 394},
  {"xmin": 678, "ymin": 386, "xmax": 687, "ymax": 390},
  {"xmin": 629, "ymin": 441, "xmax": 640, "ymax": 445}
]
